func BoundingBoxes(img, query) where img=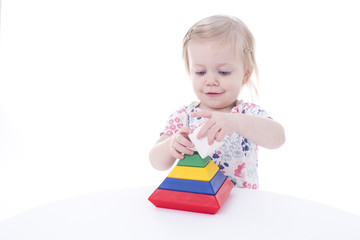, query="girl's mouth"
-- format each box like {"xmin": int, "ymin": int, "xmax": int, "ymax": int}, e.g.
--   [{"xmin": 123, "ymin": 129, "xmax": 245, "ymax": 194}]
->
[{"xmin": 205, "ymin": 92, "xmax": 223, "ymax": 97}]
